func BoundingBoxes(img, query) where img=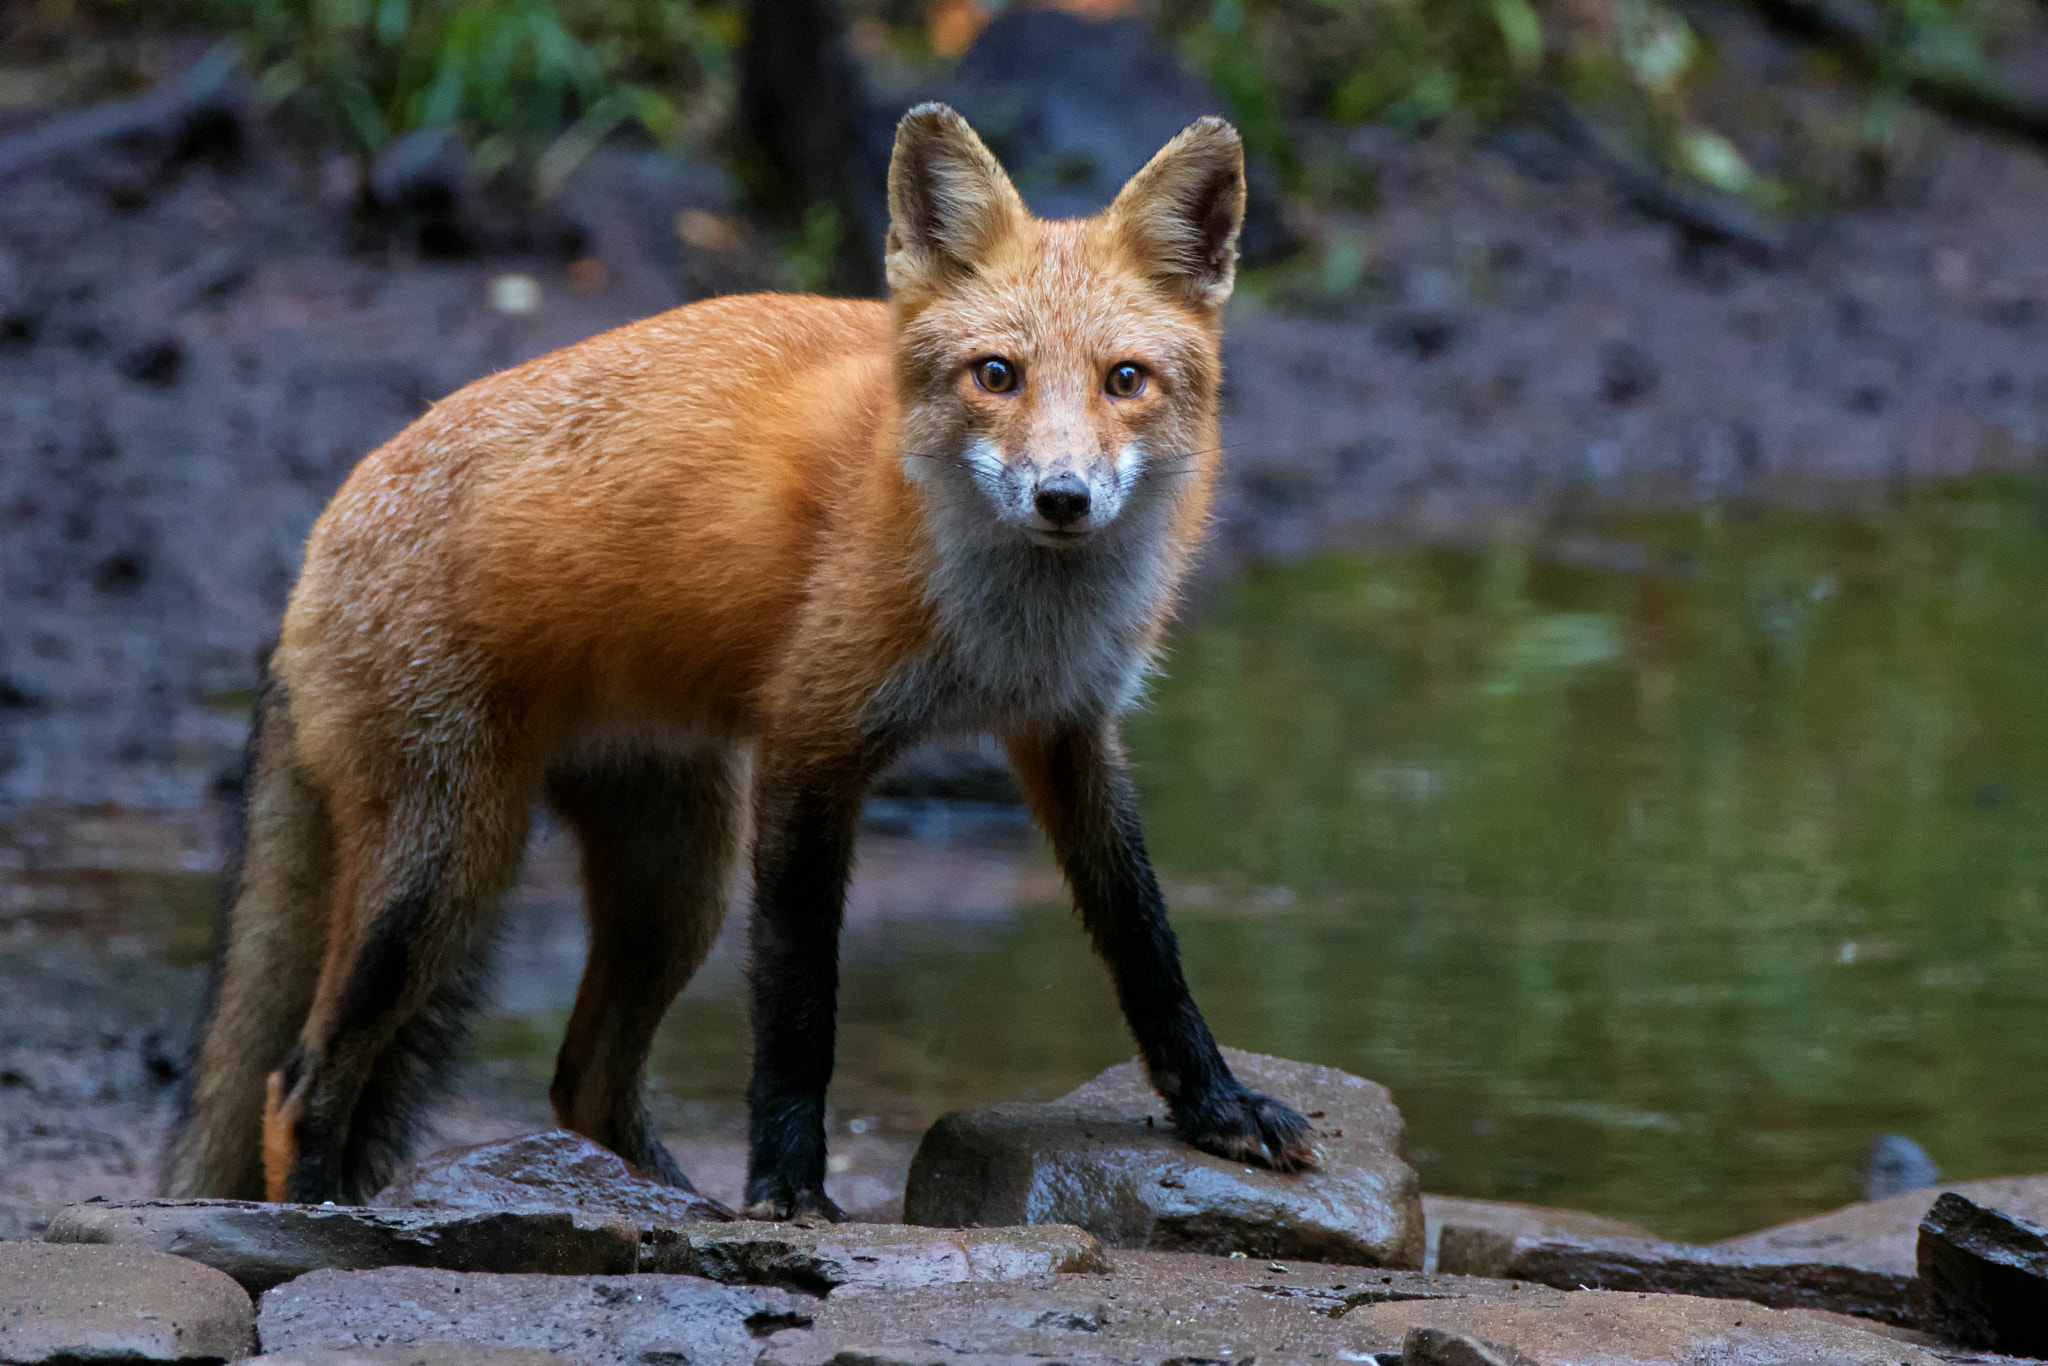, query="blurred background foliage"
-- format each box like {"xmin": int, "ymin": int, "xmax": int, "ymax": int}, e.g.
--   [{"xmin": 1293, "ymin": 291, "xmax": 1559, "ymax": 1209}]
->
[
  {"xmin": 1158, "ymin": 0, "xmax": 2045, "ymax": 207},
  {"xmin": 6, "ymin": 0, "xmax": 2045, "ymax": 219},
  {"xmin": 211, "ymin": 0, "xmax": 738, "ymax": 182},
  {"xmin": 5, "ymin": 0, "xmax": 740, "ymax": 189}
]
